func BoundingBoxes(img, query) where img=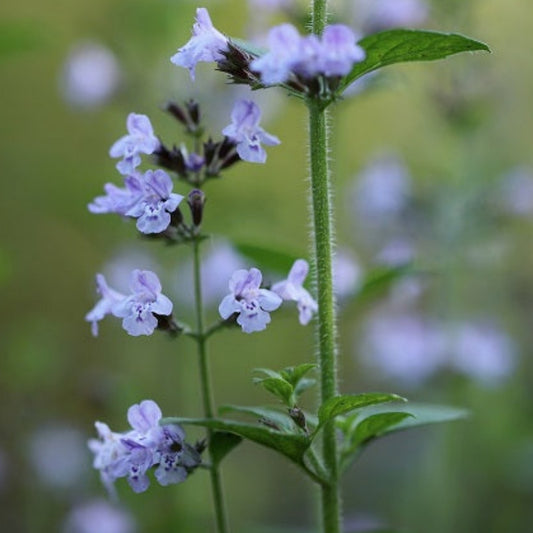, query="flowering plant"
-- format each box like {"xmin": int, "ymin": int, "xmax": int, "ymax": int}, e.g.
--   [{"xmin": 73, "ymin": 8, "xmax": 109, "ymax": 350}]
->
[{"xmin": 85, "ymin": 2, "xmax": 488, "ymax": 532}]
